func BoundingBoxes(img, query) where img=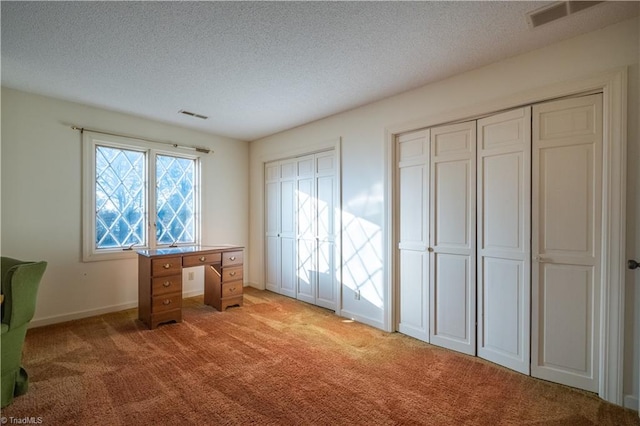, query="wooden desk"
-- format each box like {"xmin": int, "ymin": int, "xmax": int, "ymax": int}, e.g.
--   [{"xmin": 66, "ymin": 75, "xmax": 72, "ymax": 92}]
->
[{"xmin": 137, "ymin": 245, "xmax": 244, "ymax": 329}]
